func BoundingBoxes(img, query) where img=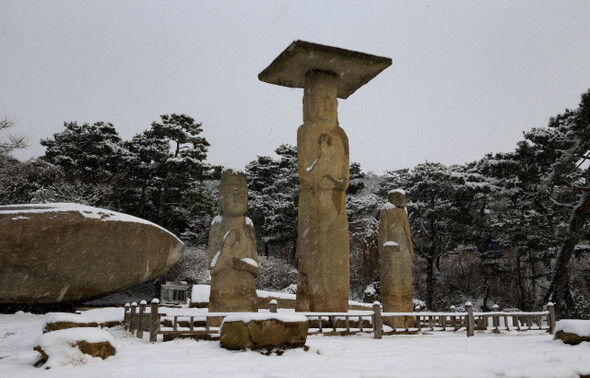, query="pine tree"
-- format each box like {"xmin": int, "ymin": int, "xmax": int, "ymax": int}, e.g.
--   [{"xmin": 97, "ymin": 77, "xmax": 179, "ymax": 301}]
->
[
  {"xmin": 123, "ymin": 114, "xmax": 212, "ymax": 236},
  {"xmin": 477, "ymin": 147, "xmax": 558, "ymax": 310},
  {"xmin": 120, "ymin": 131, "xmax": 170, "ymax": 218},
  {"xmin": 40, "ymin": 121, "xmax": 128, "ymax": 207},
  {"xmin": 347, "ymin": 168, "xmax": 382, "ymax": 300},
  {"xmin": 477, "ymin": 89, "xmax": 590, "ymax": 317},
  {"xmin": 0, "ymin": 158, "xmax": 64, "ymax": 205},
  {"xmin": 540, "ymin": 90, "xmax": 590, "ymax": 318},
  {"xmin": 246, "ymin": 144, "xmax": 299, "ymax": 260},
  {"xmin": 0, "ymin": 118, "xmax": 28, "ymax": 157},
  {"xmin": 380, "ymin": 162, "xmax": 495, "ymax": 310}
]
